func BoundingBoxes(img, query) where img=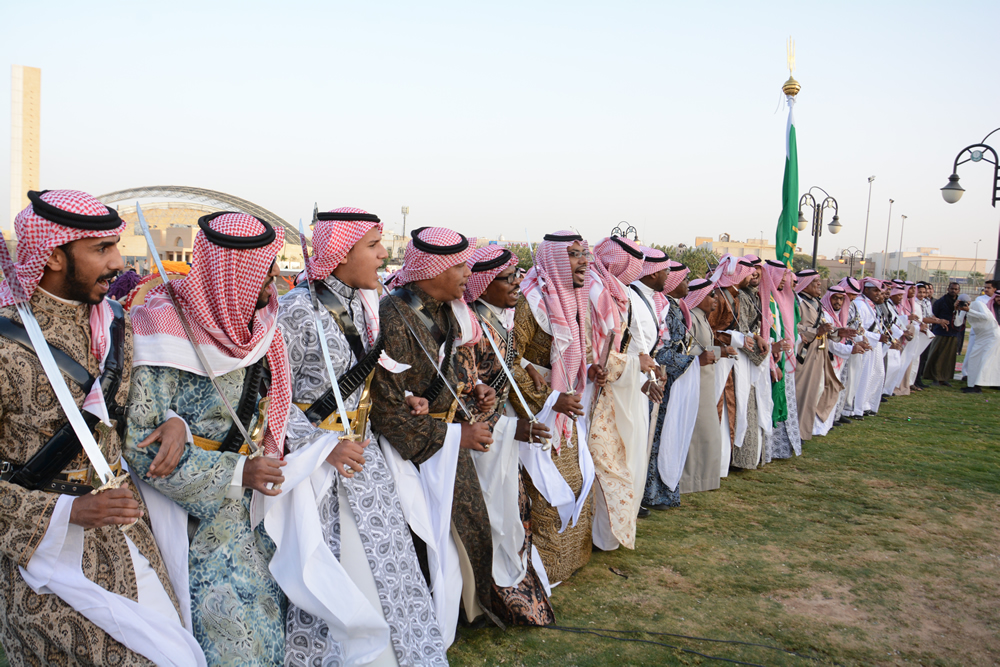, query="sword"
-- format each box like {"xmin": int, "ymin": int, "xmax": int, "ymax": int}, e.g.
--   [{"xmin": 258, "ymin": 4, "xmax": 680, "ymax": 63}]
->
[
  {"xmin": 299, "ymin": 218, "xmax": 355, "ymax": 437},
  {"xmin": 385, "ymin": 296, "xmax": 473, "ymax": 422},
  {"xmin": 476, "ymin": 315, "xmax": 550, "ymax": 451},
  {"xmin": 0, "ymin": 230, "xmax": 126, "ymax": 492},
  {"xmin": 136, "ymin": 203, "xmax": 262, "ymax": 459}
]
